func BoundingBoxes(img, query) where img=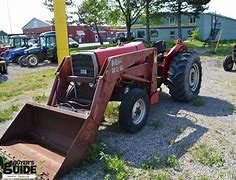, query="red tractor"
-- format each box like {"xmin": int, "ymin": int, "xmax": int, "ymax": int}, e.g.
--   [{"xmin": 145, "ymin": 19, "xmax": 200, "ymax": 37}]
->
[
  {"xmin": 0, "ymin": 40, "xmax": 202, "ymax": 179},
  {"xmin": 223, "ymin": 45, "xmax": 236, "ymax": 71}
]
